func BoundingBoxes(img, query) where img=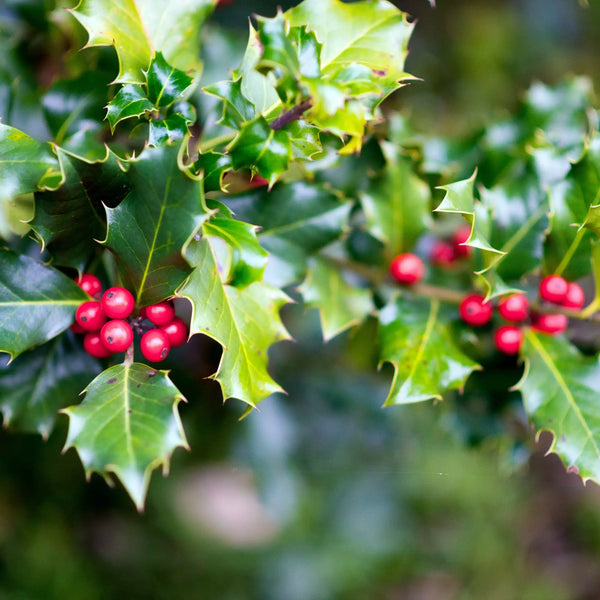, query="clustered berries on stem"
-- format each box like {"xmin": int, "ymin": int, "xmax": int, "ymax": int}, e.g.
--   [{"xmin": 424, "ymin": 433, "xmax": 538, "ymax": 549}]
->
[
  {"xmin": 73, "ymin": 275, "xmax": 189, "ymax": 362},
  {"xmin": 388, "ymin": 226, "xmax": 587, "ymax": 357}
]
